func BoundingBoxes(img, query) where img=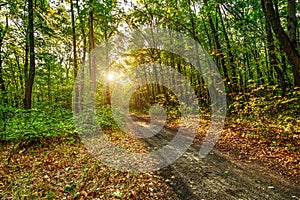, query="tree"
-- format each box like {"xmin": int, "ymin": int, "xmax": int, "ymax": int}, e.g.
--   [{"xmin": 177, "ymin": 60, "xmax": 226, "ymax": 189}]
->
[
  {"xmin": 71, "ymin": 0, "xmax": 79, "ymax": 110},
  {"xmin": 24, "ymin": 0, "xmax": 36, "ymax": 109},
  {"xmin": 261, "ymin": 0, "xmax": 287, "ymax": 96},
  {"xmin": 0, "ymin": 10, "xmax": 8, "ymax": 103},
  {"xmin": 89, "ymin": 0, "xmax": 96, "ymax": 87},
  {"xmin": 262, "ymin": 0, "xmax": 300, "ymax": 87}
]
